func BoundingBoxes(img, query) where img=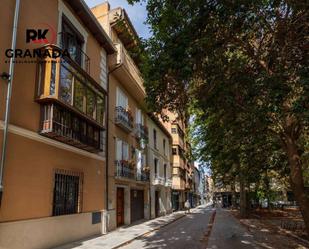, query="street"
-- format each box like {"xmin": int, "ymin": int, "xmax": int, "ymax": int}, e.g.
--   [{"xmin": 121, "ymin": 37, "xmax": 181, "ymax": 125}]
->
[{"xmin": 120, "ymin": 206, "xmax": 212, "ymax": 249}]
